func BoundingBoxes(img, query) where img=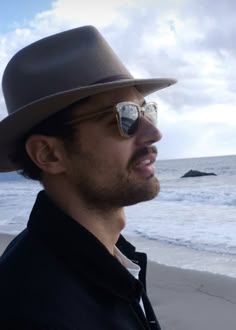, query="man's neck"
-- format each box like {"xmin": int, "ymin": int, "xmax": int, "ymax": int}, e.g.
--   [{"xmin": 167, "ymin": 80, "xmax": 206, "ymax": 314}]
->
[{"xmin": 44, "ymin": 180, "xmax": 126, "ymax": 255}]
